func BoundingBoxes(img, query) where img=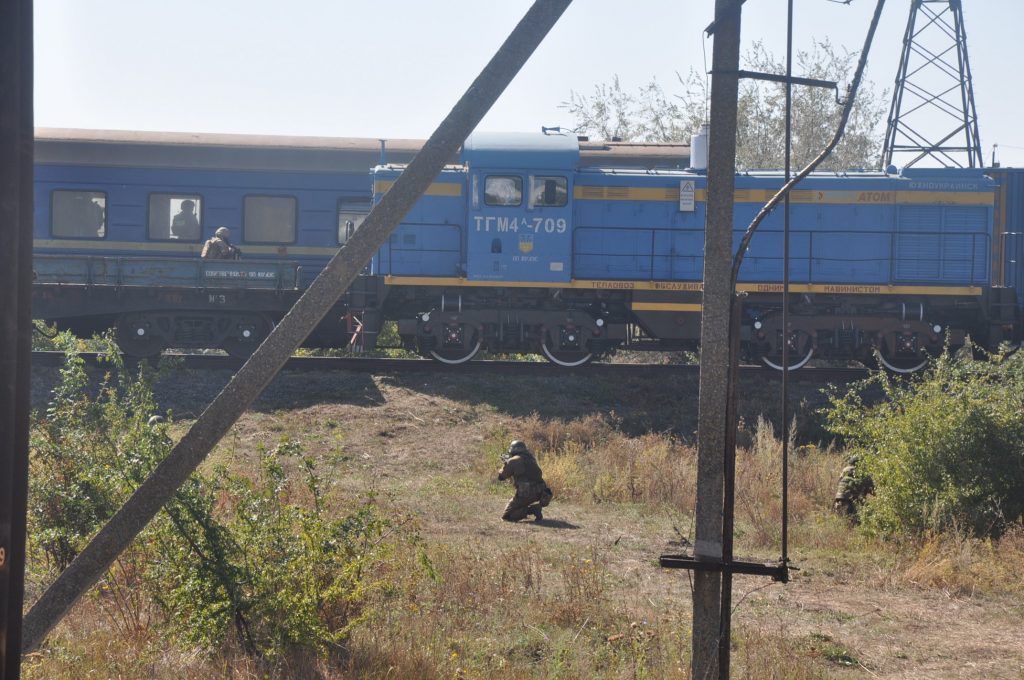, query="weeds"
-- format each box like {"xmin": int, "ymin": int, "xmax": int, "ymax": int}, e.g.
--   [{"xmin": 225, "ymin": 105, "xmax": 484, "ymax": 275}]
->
[
  {"xmin": 826, "ymin": 348, "xmax": 1024, "ymax": 538},
  {"xmin": 27, "ymin": 341, "xmax": 417, "ymax": 673}
]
